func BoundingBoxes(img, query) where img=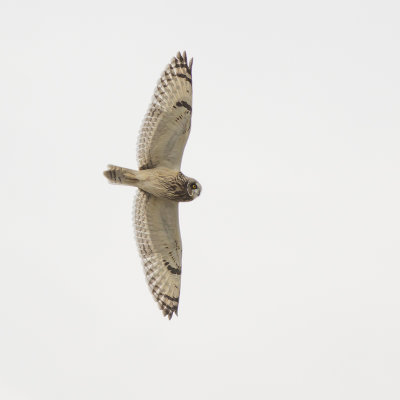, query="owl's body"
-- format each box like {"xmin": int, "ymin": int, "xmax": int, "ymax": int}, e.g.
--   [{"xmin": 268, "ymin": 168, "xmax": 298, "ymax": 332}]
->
[
  {"xmin": 105, "ymin": 166, "xmax": 201, "ymax": 202},
  {"xmin": 104, "ymin": 52, "xmax": 201, "ymax": 319}
]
